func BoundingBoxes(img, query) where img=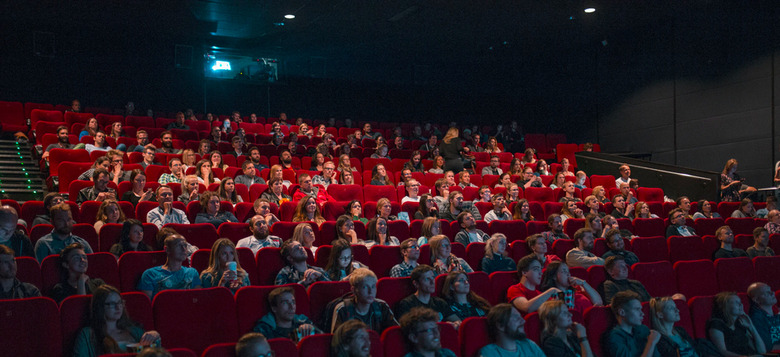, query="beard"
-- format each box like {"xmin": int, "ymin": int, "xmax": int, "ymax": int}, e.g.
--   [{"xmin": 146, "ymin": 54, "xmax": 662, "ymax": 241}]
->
[
  {"xmin": 507, "ymin": 327, "xmax": 527, "ymax": 341},
  {"xmin": 282, "ymin": 157, "xmax": 292, "ymax": 164},
  {"xmin": 254, "ymin": 231, "xmax": 268, "ymax": 241},
  {"xmin": 59, "ymin": 136, "xmax": 70, "ymax": 144},
  {"xmin": 163, "ymin": 141, "xmax": 173, "ymax": 148}
]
